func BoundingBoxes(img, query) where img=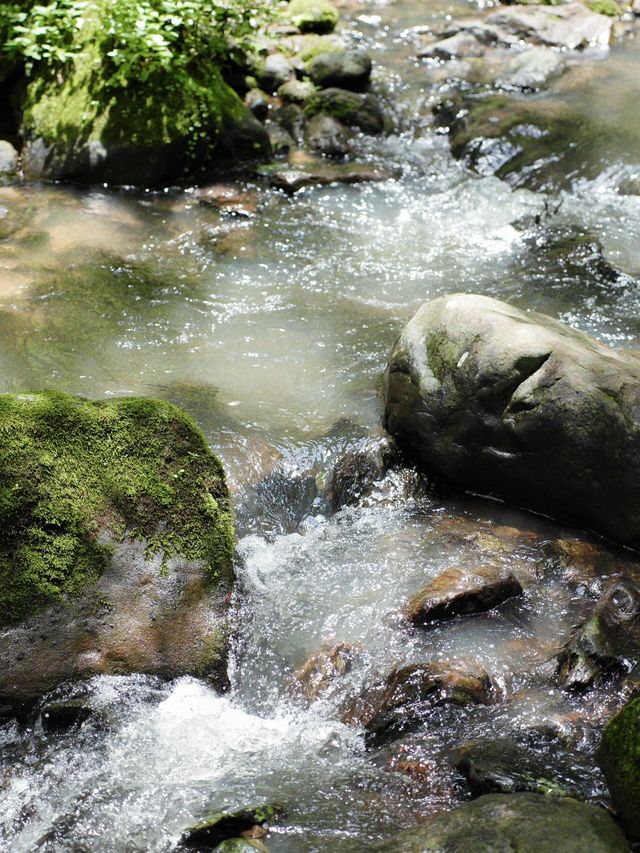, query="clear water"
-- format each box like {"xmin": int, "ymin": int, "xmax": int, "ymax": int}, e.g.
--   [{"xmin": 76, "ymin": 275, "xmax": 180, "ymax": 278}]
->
[{"xmin": 2, "ymin": 1, "xmax": 640, "ymax": 850}]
